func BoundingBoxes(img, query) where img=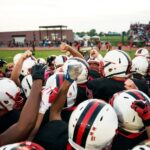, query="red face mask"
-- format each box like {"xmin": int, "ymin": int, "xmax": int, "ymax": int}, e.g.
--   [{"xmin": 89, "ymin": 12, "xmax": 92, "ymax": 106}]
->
[
  {"xmin": 6, "ymin": 91, "xmax": 24, "ymax": 110},
  {"xmin": 99, "ymin": 61, "xmax": 105, "ymax": 77}
]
